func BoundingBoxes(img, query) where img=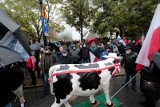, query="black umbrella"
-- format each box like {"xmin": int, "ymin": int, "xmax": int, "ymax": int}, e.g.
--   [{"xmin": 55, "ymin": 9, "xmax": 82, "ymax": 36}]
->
[
  {"xmin": 0, "ymin": 46, "xmax": 24, "ymax": 68},
  {"xmin": 111, "ymin": 38, "xmax": 118, "ymax": 44},
  {"xmin": 30, "ymin": 43, "xmax": 42, "ymax": 50},
  {"xmin": 0, "ymin": 10, "xmax": 31, "ymax": 55},
  {"xmin": 152, "ymin": 51, "xmax": 160, "ymax": 70}
]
